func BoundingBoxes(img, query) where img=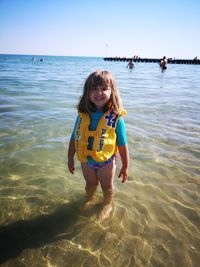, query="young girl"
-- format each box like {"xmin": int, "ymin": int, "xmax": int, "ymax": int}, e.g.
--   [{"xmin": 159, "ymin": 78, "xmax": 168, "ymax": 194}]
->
[{"xmin": 68, "ymin": 70, "xmax": 129, "ymax": 220}]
